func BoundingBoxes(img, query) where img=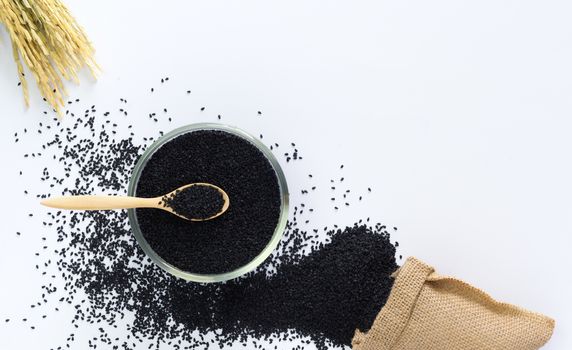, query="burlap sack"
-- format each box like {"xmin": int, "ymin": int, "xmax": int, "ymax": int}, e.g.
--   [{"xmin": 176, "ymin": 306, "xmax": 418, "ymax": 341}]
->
[{"xmin": 352, "ymin": 257, "xmax": 554, "ymax": 350}]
